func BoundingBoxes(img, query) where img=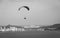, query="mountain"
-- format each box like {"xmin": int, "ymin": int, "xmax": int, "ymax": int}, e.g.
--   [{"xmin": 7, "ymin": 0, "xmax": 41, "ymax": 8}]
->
[{"xmin": 40, "ymin": 24, "xmax": 60, "ymax": 31}]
